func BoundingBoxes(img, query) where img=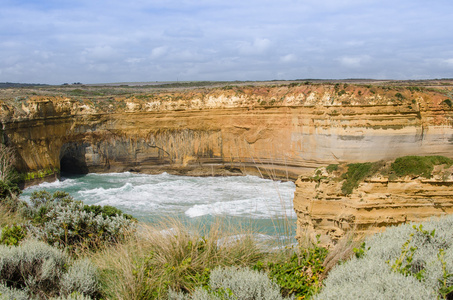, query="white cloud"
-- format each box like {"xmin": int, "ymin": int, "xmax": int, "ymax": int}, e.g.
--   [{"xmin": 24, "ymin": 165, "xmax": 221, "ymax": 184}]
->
[
  {"xmin": 338, "ymin": 55, "xmax": 371, "ymax": 68},
  {"xmin": 82, "ymin": 45, "xmax": 118, "ymax": 61},
  {"xmin": 280, "ymin": 54, "xmax": 297, "ymax": 63},
  {"xmin": 1, "ymin": 0, "xmax": 453, "ymax": 83},
  {"xmin": 125, "ymin": 57, "xmax": 143, "ymax": 64},
  {"xmin": 150, "ymin": 46, "xmax": 168, "ymax": 59},
  {"xmin": 237, "ymin": 38, "xmax": 271, "ymax": 55}
]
